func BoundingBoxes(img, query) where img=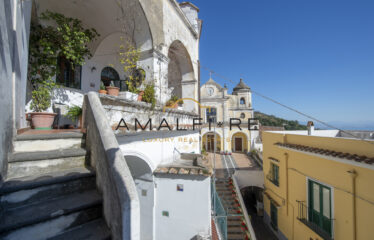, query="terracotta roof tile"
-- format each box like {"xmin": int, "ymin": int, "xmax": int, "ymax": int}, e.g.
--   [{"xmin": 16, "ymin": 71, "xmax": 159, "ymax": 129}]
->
[{"xmin": 275, "ymin": 142, "xmax": 374, "ymax": 166}]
